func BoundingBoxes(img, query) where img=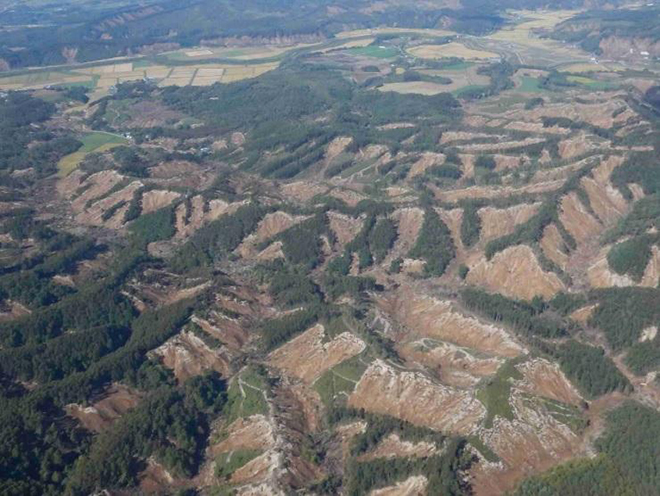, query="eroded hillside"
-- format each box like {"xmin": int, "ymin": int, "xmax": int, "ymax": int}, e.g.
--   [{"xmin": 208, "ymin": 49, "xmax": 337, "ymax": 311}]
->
[{"xmin": 1, "ymin": 11, "xmax": 660, "ymax": 496}]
